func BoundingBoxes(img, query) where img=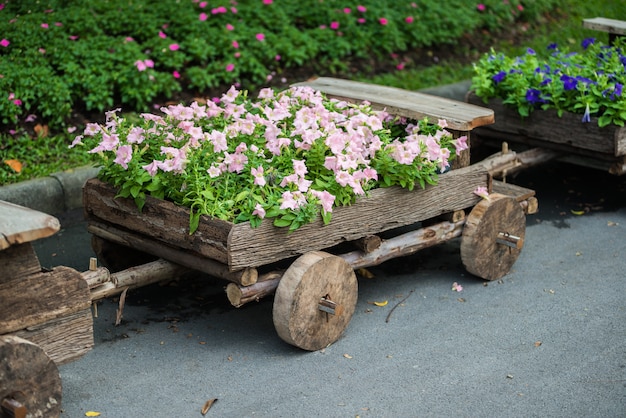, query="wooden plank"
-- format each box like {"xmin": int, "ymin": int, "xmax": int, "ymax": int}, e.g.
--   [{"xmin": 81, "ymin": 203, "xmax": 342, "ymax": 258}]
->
[
  {"xmin": 467, "ymin": 93, "xmax": 626, "ymax": 156},
  {"xmin": 13, "ymin": 308, "xmax": 94, "ymax": 365},
  {"xmin": 84, "ymin": 178, "xmax": 232, "ymax": 265},
  {"xmin": 0, "ymin": 242, "xmax": 41, "ymax": 283},
  {"xmin": 0, "ymin": 266, "xmax": 91, "ymax": 334},
  {"xmin": 226, "ymin": 164, "xmax": 490, "ymax": 270},
  {"xmin": 0, "ymin": 200, "xmax": 60, "ymax": 250},
  {"xmin": 292, "ymin": 77, "xmax": 494, "ymax": 131},
  {"xmin": 583, "ymin": 17, "xmax": 626, "ymax": 36},
  {"xmin": 492, "ymin": 180, "xmax": 535, "ymax": 202}
]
